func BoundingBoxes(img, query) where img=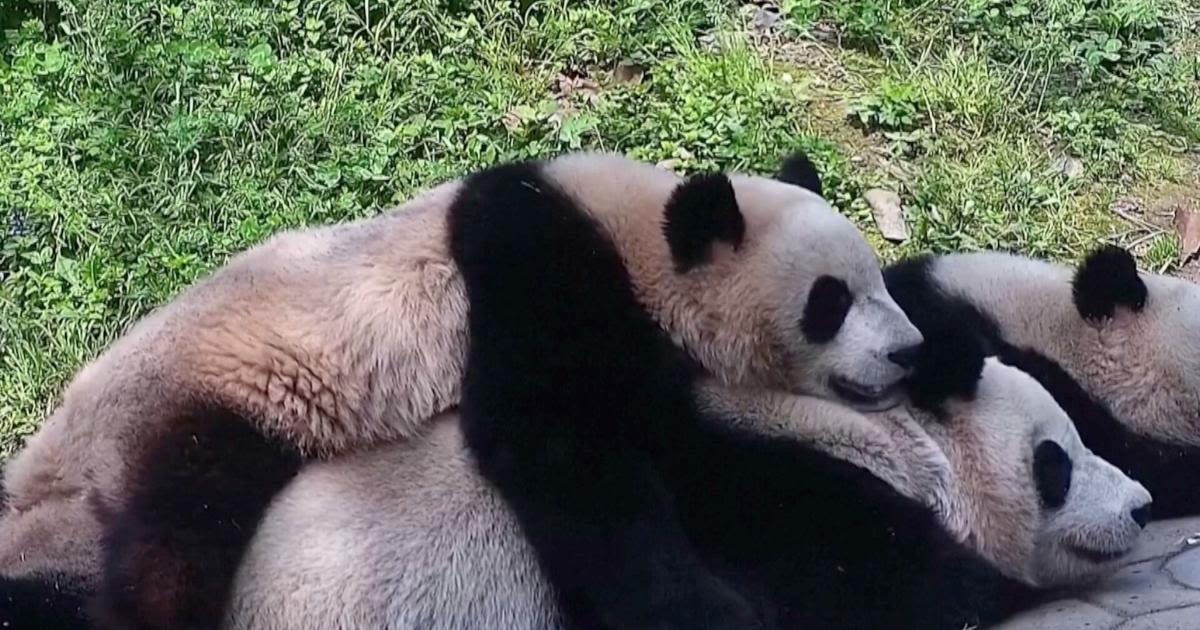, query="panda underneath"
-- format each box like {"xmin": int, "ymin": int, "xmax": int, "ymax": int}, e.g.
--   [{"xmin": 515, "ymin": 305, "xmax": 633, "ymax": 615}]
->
[
  {"xmin": 0, "ymin": 151, "xmax": 924, "ymax": 628},
  {"xmin": 223, "ymin": 160, "xmax": 1150, "ymax": 630},
  {"xmin": 885, "ymin": 246, "xmax": 1200, "ymax": 519}
]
